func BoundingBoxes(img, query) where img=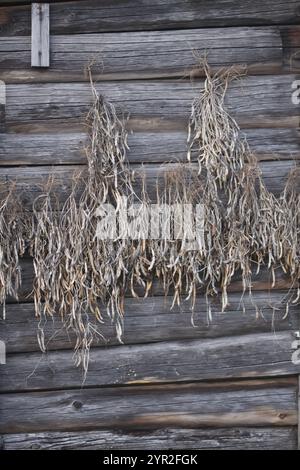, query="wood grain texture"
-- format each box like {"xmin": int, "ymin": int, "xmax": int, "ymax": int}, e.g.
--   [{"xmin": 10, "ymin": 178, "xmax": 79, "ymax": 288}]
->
[
  {"xmin": 4, "ymin": 76, "xmax": 300, "ymax": 132},
  {"xmin": 298, "ymin": 375, "xmax": 300, "ymax": 450},
  {"xmin": 0, "ymin": 378, "xmax": 297, "ymax": 433},
  {"xmin": 0, "ymin": 0, "xmax": 299, "ymax": 451},
  {"xmin": 0, "ymin": 78, "xmax": 6, "ymax": 132},
  {"xmin": 31, "ymin": 3, "xmax": 49, "ymax": 67},
  {"xmin": 0, "ymin": 161, "xmax": 296, "ymax": 209},
  {"xmin": 6, "ymin": 258, "xmax": 294, "ymax": 308},
  {"xmin": 1, "ymin": 291, "xmax": 299, "ymax": 354},
  {"xmin": 0, "ymin": 104, "xmax": 5, "ymax": 132},
  {"xmin": 1, "ymin": 128, "xmax": 299, "ymax": 166},
  {"xmin": 1, "ymin": 427, "xmax": 297, "ymax": 450},
  {"xmin": 1, "ymin": 1, "xmax": 300, "ymax": 36},
  {"xmin": 281, "ymin": 26, "xmax": 300, "ymax": 72},
  {"xmin": 0, "ymin": 27, "xmax": 284, "ymax": 82},
  {"xmin": 1, "ymin": 331, "xmax": 300, "ymax": 392}
]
